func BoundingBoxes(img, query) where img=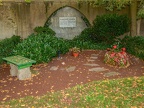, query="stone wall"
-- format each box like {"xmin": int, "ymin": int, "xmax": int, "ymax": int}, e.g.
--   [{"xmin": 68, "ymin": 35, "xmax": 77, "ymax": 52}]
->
[
  {"xmin": 0, "ymin": 0, "xmax": 134, "ymax": 40},
  {"xmin": 0, "ymin": 2, "xmax": 17, "ymax": 39}
]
